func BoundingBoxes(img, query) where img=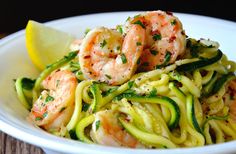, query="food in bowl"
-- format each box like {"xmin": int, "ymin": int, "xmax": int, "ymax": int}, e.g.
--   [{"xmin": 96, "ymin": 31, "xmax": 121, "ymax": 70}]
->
[{"xmin": 15, "ymin": 10, "xmax": 236, "ymax": 149}]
